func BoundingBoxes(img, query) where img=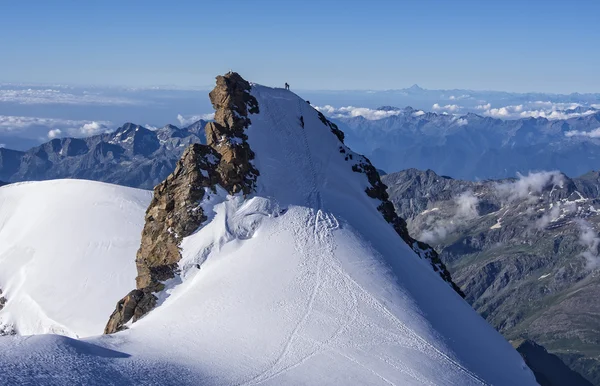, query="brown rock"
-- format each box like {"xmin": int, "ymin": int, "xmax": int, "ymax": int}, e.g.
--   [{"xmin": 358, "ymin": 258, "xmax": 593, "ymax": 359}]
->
[{"xmin": 105, "ymin": 72, "xmax": 261, "ymax": 334}]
